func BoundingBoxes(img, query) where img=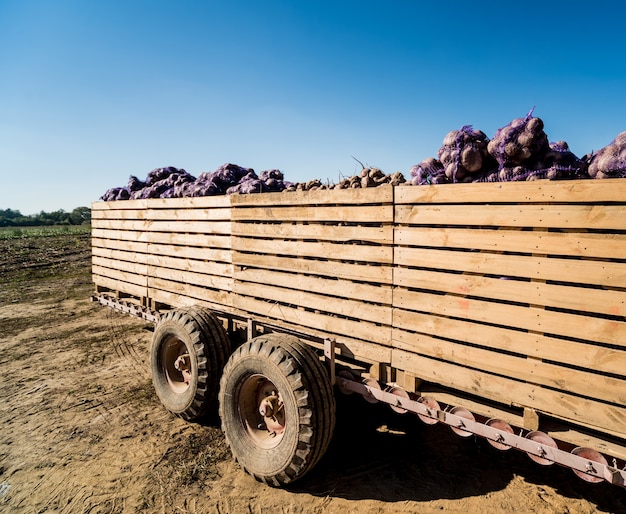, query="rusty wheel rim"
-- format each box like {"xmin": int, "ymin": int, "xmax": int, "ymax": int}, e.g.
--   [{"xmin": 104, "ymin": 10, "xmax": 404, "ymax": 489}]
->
[
  {"xmin": 162, "ymin": 336, "xmax": 192, "ymax": 394},
  {"xmin": 525, "ymin": 431, "xmax": 558, "ymax": 465},
  {"xmin": 571, "ymin": 447, "xmax": 607, "ymax": 483},
  {"xmin": 238, "ymin": 374, "xmax": 286, "ymax": 449}
]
